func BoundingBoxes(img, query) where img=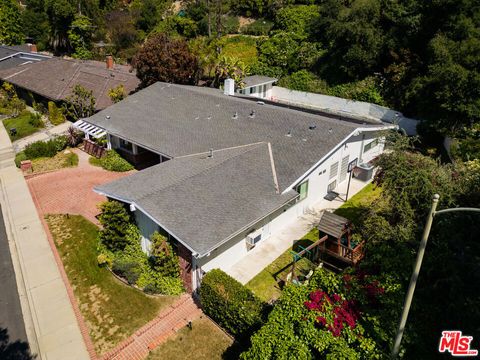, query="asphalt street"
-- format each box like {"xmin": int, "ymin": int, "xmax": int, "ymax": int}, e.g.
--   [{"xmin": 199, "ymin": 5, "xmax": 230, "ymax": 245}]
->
[{"xmin": 0, "ymin": 205, "xmax": 29, "ymax": 345}]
